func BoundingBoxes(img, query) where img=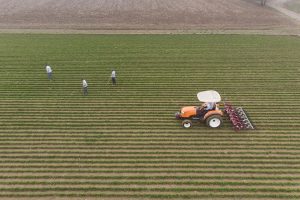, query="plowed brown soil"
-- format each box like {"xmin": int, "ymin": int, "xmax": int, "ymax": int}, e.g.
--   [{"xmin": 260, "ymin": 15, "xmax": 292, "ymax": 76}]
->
[{"xmin": 0, "ymin": 0, "xmax": 298, "ymax": 32}]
